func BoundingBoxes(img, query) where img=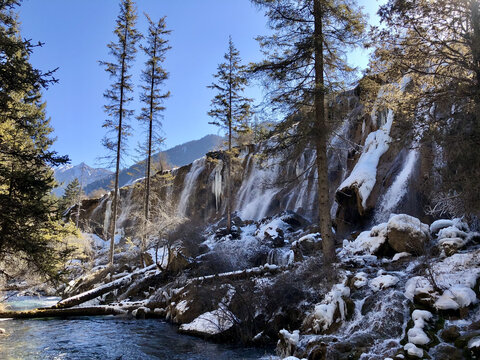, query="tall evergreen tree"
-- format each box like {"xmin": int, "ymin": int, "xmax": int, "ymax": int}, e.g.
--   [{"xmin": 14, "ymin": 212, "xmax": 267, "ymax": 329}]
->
[
  {"xmin": 371, "ymin": 0, "xmax": 480, "ymax": 217},
  {"xmin": 208, "ymin": 37, "xmax": 252, "ymax": 233},
  {"xmin": 61, "ymin": 178, "xmax": 83, "ymax": 215},
  {"xmin": 251, "ymin": 0, "xmax": 366, "ymax": 263},
  {"xmin": 0, "ymin": 0, "xmax": 73, "ymax": 280},
  {"xmin": 137, "ymin": 14, "xmax": 171, "ymax": 266},
  {"xmin": 100, "ymin": 0, "xmax": 140, "ymax": 266}
]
